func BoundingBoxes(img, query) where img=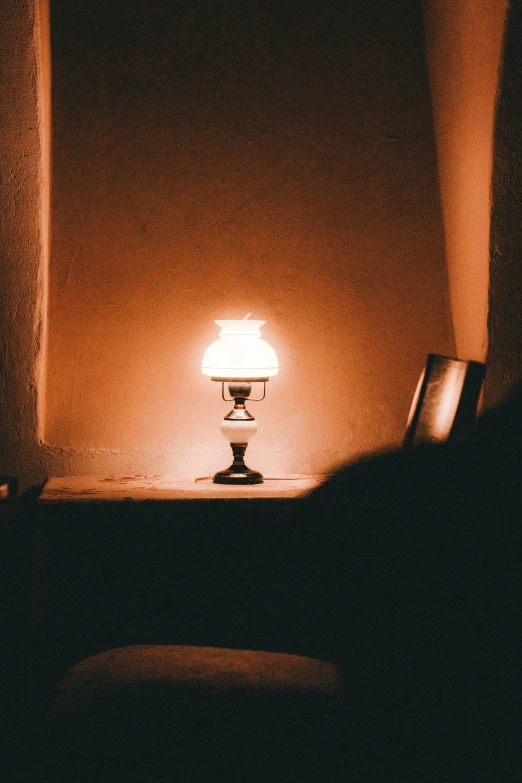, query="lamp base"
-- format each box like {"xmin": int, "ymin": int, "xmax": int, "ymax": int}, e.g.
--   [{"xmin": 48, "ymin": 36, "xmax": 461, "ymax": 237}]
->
[
  {"xmin": 213, "ymin": 468, "xmax": 263, "ymax": 485},
  {"xmin": 213, "ymin": 443, "xmax": 264, "ymax": 485}
]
